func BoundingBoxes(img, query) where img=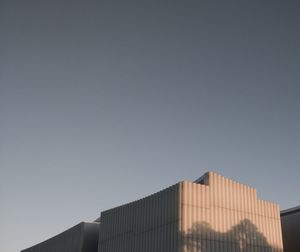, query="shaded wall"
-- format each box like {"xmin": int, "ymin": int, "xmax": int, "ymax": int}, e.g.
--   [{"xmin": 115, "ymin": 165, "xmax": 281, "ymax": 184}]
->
[
  {"xmin": 98, "ymin": 184, "xmax": 180, "ymax": 252},
  {"xmin": 281, "ymin": 208, "xmax": 300, "ymax": 252},
  {"xmin": 21, "ymin": 222, "xmax": 99, "ymax": 252}
]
